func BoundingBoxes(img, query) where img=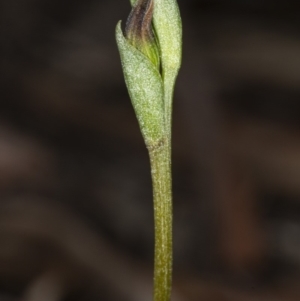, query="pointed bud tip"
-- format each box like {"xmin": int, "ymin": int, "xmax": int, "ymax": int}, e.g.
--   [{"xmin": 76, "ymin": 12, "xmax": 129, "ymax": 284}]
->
[{"xmin": 124, "ymin": 0, "xmax": 160, "ymax": 69}]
